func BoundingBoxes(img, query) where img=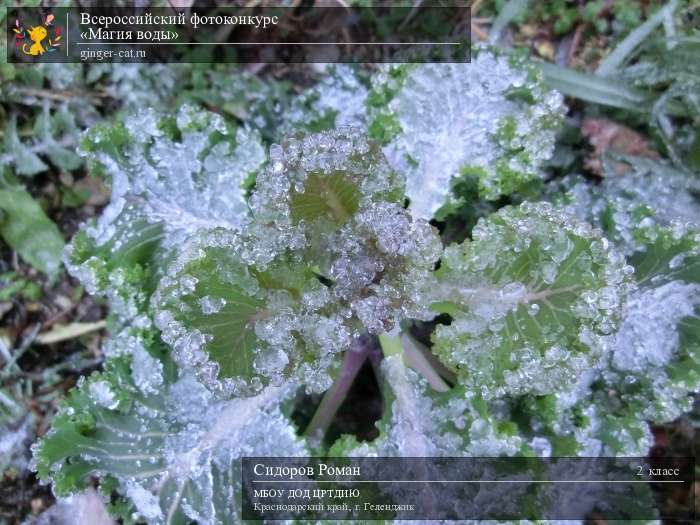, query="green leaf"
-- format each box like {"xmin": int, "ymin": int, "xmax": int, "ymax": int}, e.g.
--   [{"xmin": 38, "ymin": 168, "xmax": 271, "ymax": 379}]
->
[
  {"xmin": 369, "ymin": 50, "xmax": 565, "ymax": 219},
  {"xmin": 539, "ymin": 62, "xmax": 652, "ymax": 112},
  {"xmin": 66, "ymin": 105, "xmax": 265, "ymax": 321},
  {"xmin": 431, "ymin": 201, "xmax": 632, "ymax": 398},
  {"xmin": 34, "ymin": 349, "xmax": 306, "ymax": 525},
  {"xmin": 154, "ymin": 229, "xmax": 335, "ymax": 397},
  {"xmin": 596, "ymin": 0, "xmax": 678, "ymax": 76},
  {"xmin": 155, "ymin": 232, "xmax": 270, "ymax": 391},
  {"xmin": 604, "ymin": 224, "xmax": 700, "ymax": 422},
  {"xmin": 510, "ymin": 224, "xmax": 700, "ymax": 456},
  {"xmin": 2, "ymin": 116, "xmax": 48, "ymax": 176},
  {"xmin": 0, "ymin": 186, "xmax": 64, "ymax": 276},
  {"xmin": 289, "ymin": 171, "xmax": 361, "ymax": 225},
  {"xmin": 46, "ymin": 145, "xmax": 82, "ymax": 172},
  {"xmin": 556, "ymin": 156, "xmax": 700, "ymax": 256},
  {"xmin": 0, "ymin": 272, "xmax": 42, "ymax": 301}
]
